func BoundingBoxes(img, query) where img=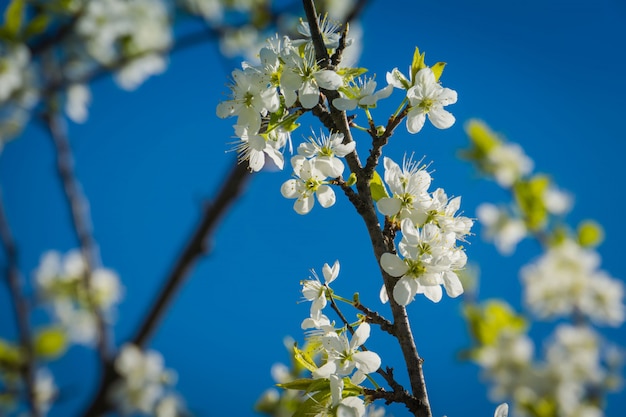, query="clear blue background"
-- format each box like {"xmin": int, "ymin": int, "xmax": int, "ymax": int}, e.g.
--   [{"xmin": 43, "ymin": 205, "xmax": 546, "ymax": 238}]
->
[{"xmin": 1, "ymin": 0, "xmax": 625, "ymax": 416}]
